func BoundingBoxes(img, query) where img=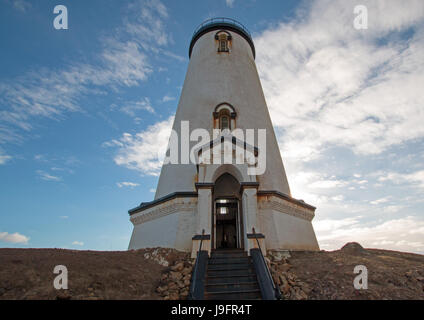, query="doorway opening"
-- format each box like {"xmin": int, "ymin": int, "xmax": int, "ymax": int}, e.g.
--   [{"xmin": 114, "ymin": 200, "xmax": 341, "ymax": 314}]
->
[
  {"xmin": 215, "ymin": 198, "xmax": 240, "ymax": 249},
  {"xmin": 212, "ymin": 172, "xmax": 243, "ymax": 250}
]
